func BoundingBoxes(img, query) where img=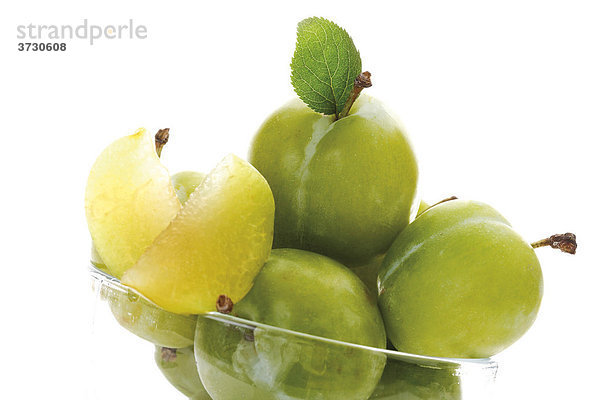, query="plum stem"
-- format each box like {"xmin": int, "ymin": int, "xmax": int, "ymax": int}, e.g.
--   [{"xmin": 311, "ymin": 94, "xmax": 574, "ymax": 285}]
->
[
  {"xmin": 531, "ymin": 233, "xmax": 577, "ymax": 254},
  {"xmin": 338, "ymin": 71, "xmax": 372, "ymax": 120},
  {"xmin": 155, "ymin": 128, "xmax": 170, "ymax": 157},
  {"xmin": 429, "ymin": 196, "xmax": 458, "ymax": 209},
  {"xmin": 420, "ymin": 196, "xmax": 458, "ymax": 215},
  {"xmin": 160, "ymin": 347, "xmax": 177, "ymax": 362},
  {"xmin": 216, "ymin": 294, "xmax": 234, "ymax": 314}
]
